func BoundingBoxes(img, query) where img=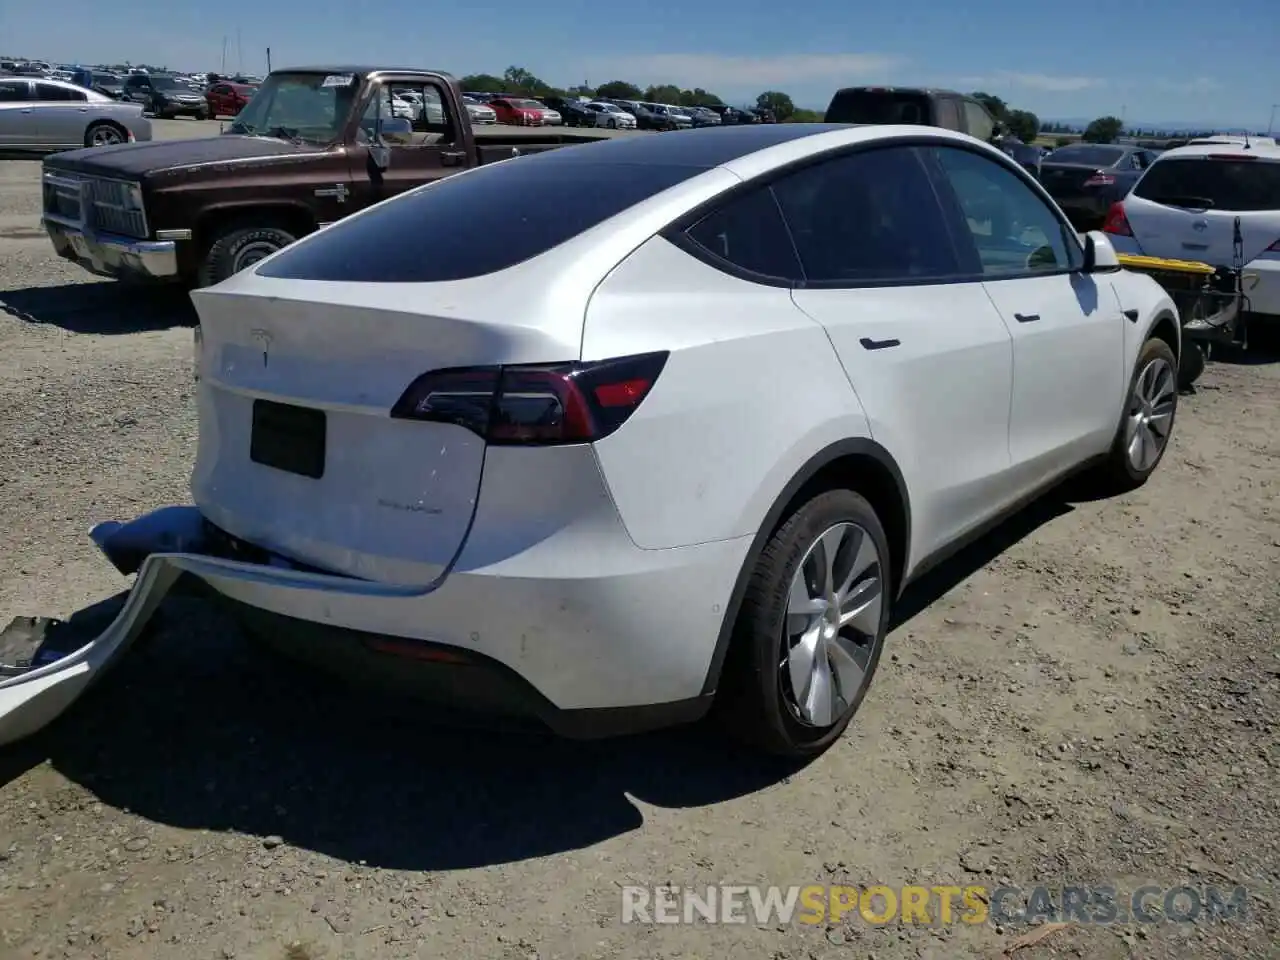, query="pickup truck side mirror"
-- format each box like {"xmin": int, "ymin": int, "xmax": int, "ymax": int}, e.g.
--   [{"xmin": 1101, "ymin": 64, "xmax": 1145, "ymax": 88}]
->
[{"xmin": 370, "ymin": 117, "xmax": 412, "ymax": 170}]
